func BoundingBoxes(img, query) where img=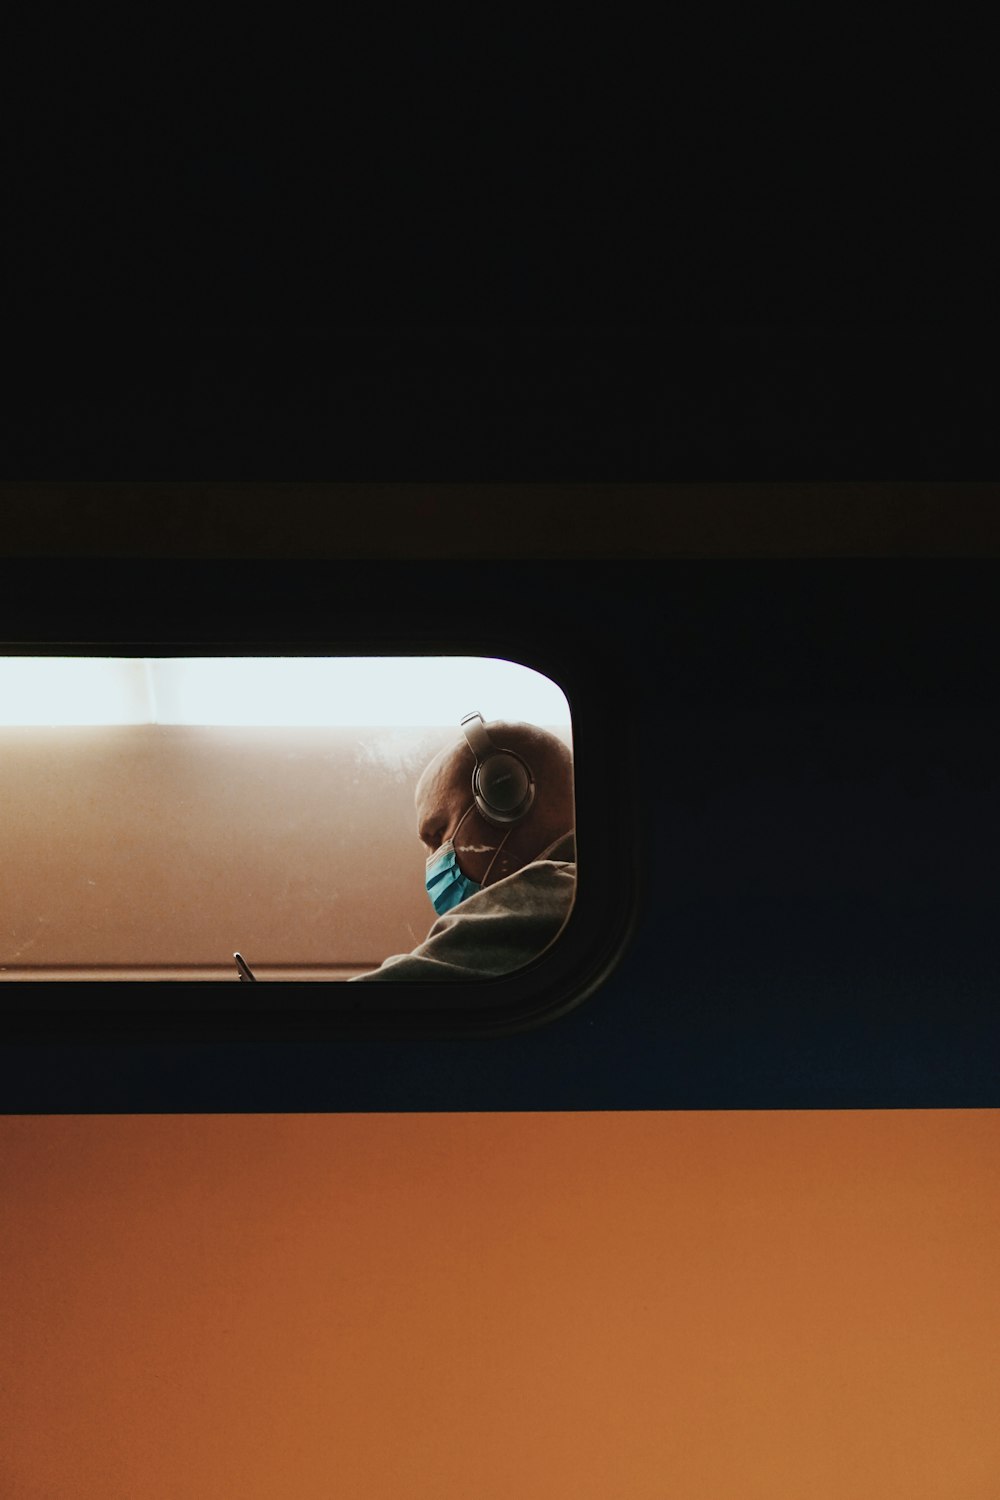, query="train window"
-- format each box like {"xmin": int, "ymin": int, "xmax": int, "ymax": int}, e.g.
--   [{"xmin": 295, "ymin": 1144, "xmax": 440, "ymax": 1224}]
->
[{"xmin": 0, "ymin": 656, "xmax": 577, "ymax": 987}]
